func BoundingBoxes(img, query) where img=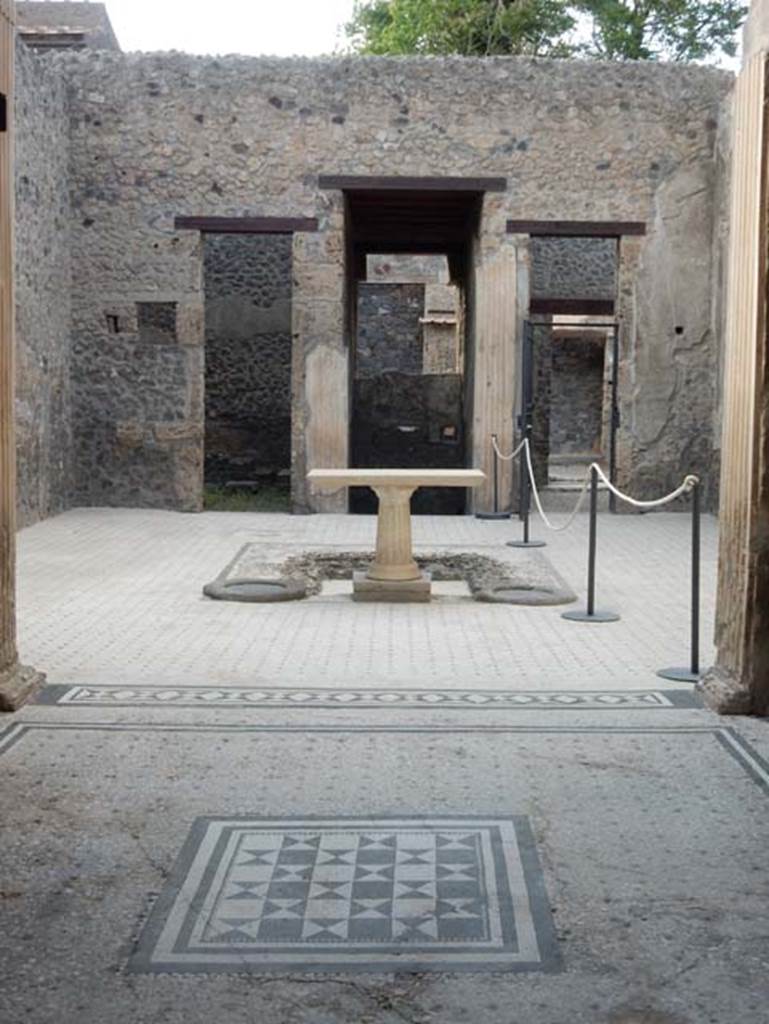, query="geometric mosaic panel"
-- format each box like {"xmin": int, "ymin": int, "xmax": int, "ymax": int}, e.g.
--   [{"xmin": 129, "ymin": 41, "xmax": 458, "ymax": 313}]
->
[{"xmin": 128, "ymin": 816, "xmax": 559, "ymax": 973}]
